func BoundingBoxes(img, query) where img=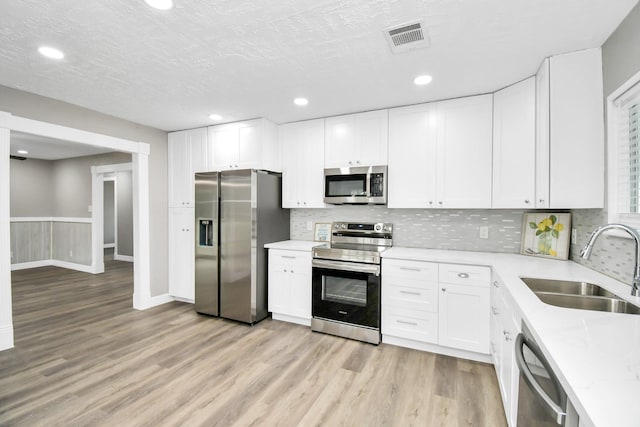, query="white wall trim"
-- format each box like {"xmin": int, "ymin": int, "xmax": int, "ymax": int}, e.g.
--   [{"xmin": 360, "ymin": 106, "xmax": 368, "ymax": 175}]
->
[
  {"xmin": 381, "ymin": 335, "xmax": 493, "ymax": 364},
  {"xmin": 103, "ymin": 243, "xmax": 115, "ymax": 249},
  {"xmin": 95, "ymin": 162, "xmax": 132, "ymax": 174},
  {"xmin": 271, "ymin": 313, "xmax": 311, "ymax": 327},
  {"xmin": 113, "ymin": 254, "xmax": 134, "ymax": 263},
  {"xmin": 173, "ymin": 296, "xmax": 195, "ymax": 304},
  {"xmin": 132, "ymin": 152, "xmax": 151, "ymax": 310},
  {"xmin": 0, "ymin": 324, "xmax": 14, "ymax": 352},
  {"xmin": 11, "ymin": 259, "xmax": 94, "ymax": 273},
  {"xmin": 139, "ymin": 293, "xmax": 175, "ymax": 310},
  {"xmin": 10, "ymin": 217, "xmax": 93, "ymax": 223}
]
